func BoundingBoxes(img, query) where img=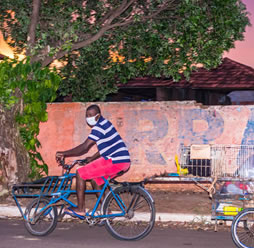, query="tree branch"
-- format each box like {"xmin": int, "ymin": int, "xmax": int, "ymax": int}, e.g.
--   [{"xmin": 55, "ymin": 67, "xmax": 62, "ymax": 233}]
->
[
  {"xmin": 27, "ymin": 0, "xmax": 41, "ymax": 56},
  {"xmin": 107, "ymin": 1, "xmax": 175, "ymax": 29},
  {"xmin": 103, "ymin": 0, "xmax": 135, "ymax": 26},
  {"xmin": 41, "ymin": 0, "xmax": 178, "ymax": 66},
  {"xmin": 41, "ymin": 26, "xmax": 109, "ymax": 67},
  {"xmin": 41, "ymin": 1, "xmax": 136, "ymax": 66}
]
